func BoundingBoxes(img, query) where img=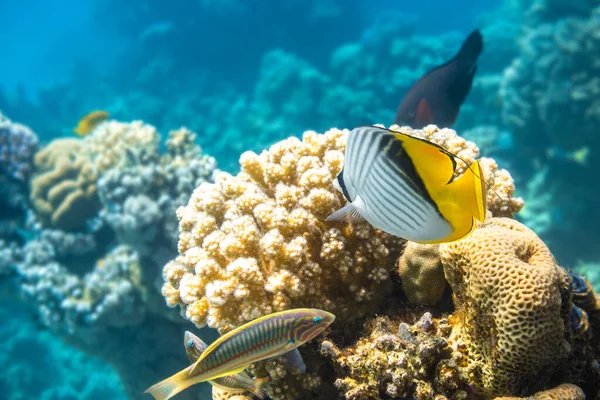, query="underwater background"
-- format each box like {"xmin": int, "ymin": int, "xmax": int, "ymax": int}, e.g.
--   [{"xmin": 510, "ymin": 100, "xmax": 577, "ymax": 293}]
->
[{"xmin": 1, "ymin": 0, "xmax": 599, "ymax": 399}]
